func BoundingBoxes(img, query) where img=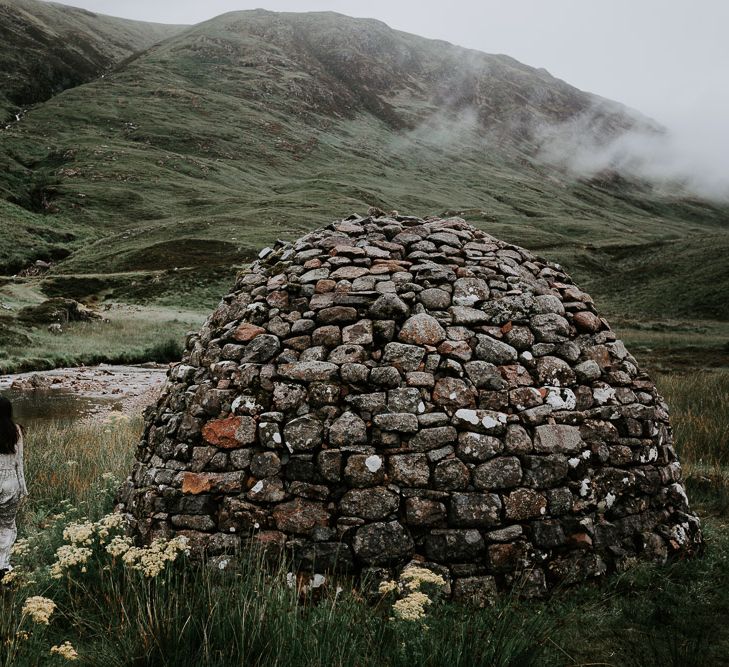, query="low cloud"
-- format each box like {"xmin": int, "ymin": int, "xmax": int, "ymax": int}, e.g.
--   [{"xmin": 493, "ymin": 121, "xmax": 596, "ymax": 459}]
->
[{"xmin": 534, "ymin": 102, "xmax": 729, "ymax": 202}]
